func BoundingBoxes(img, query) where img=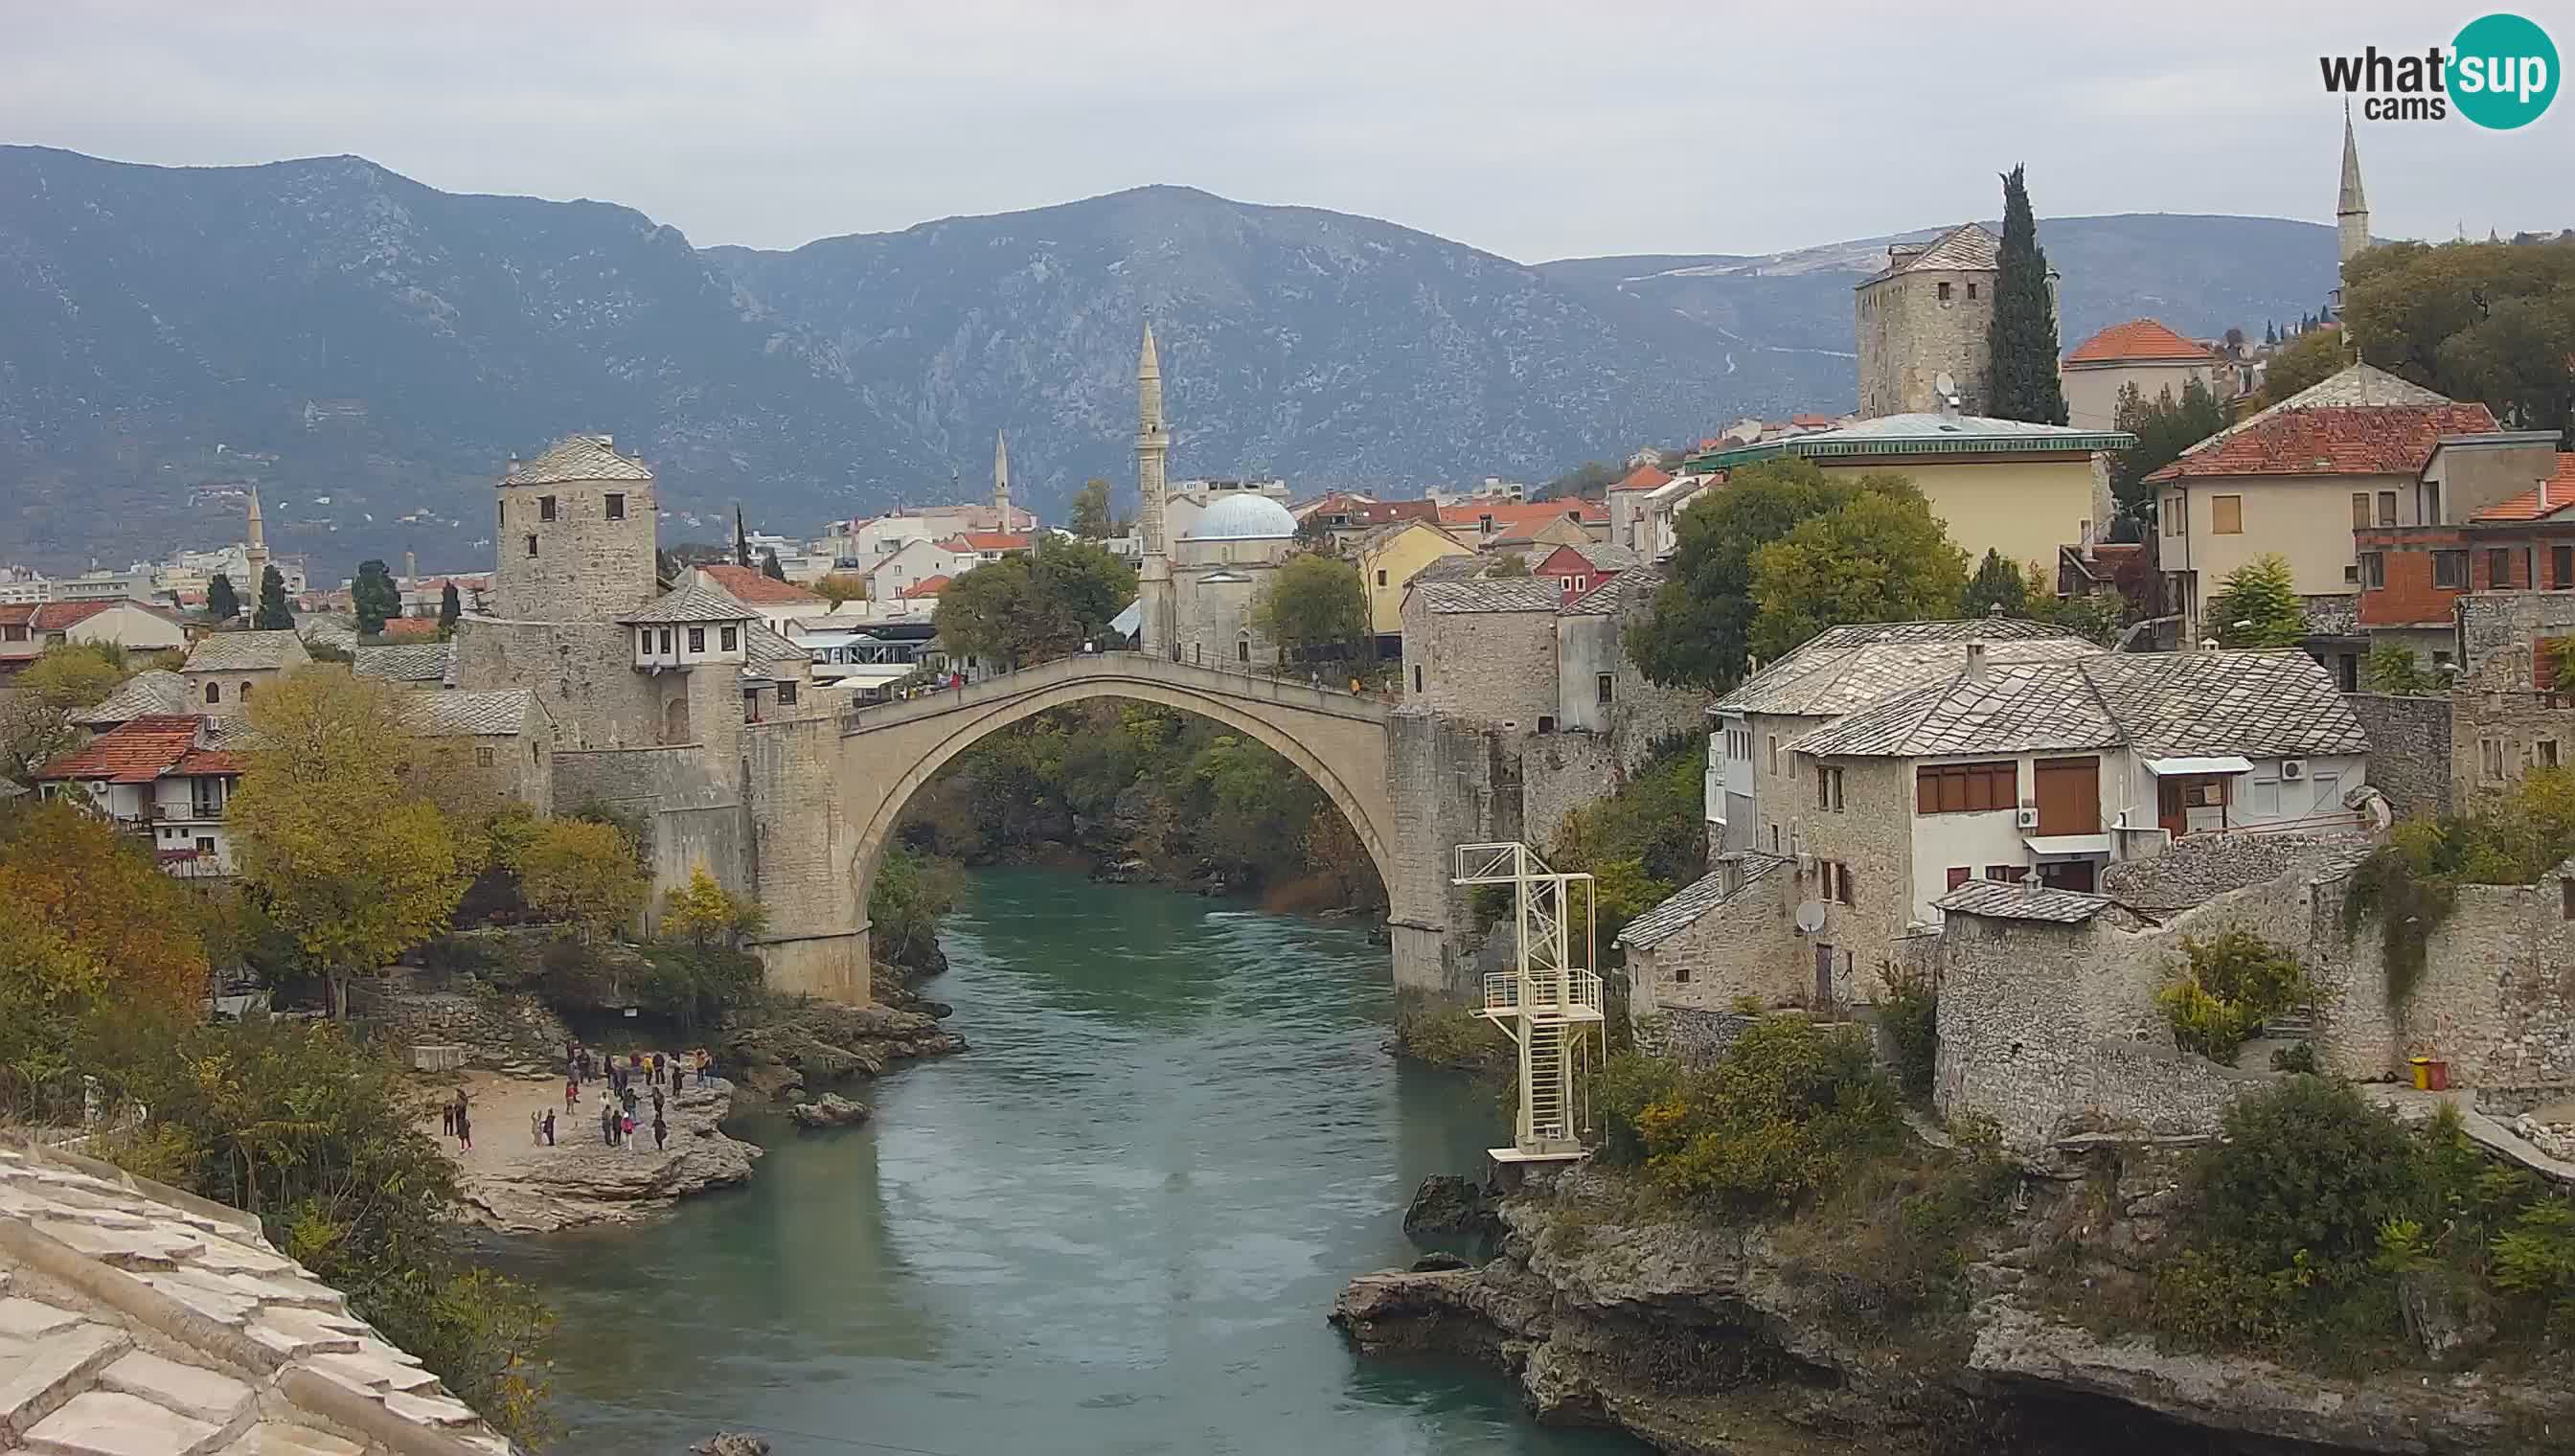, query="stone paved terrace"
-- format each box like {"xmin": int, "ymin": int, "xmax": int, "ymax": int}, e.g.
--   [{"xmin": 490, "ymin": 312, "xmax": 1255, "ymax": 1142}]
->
[{"xmin": 0, "ymin": 1138, "xmax": 509, "ymax": 1456}]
